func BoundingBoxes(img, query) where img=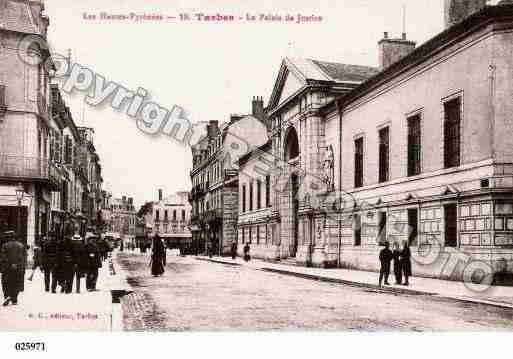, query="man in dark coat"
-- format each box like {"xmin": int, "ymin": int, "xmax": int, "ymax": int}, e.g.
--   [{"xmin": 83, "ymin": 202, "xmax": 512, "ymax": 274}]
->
[
  {"xmin": 71, "ymin": 234, "xmax": 86, "ymax": 293},
  {"xmin": 1, "ymin": 231, "xmax": 26, "ymax": 306},
  {"xmin": 243, "ymin": 243, "xmax": 251, "ymax": 262},
  {"xmin": 401, "ymin": 240, "xmax": 412, "ymax": 286},
  {"xmin": 84, "ymin": 236, "xmax": 102, "ymax": 291},
  {"xmin": 41, "ymin": 233, "xmax": 59, "ymax": 293},
  {"xmin": 58, "ymin": 236, "xmax": 75, "ymax": 294},
  {"xmin": 378, "ymin": 241, "xmax": 393, "ymax": 287},
  {"xmin": 231, "ymin": 242, "xmax": 237, "ymax": 260}
]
